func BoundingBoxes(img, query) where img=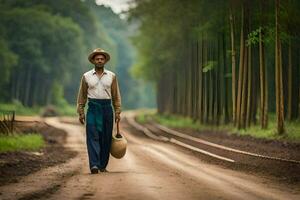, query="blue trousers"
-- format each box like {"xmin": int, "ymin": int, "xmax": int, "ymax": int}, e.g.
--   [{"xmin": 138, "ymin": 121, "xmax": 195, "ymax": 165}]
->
[{"xmin": 86, "ymin": 98, "xmax": 113, "ymax": 171}]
